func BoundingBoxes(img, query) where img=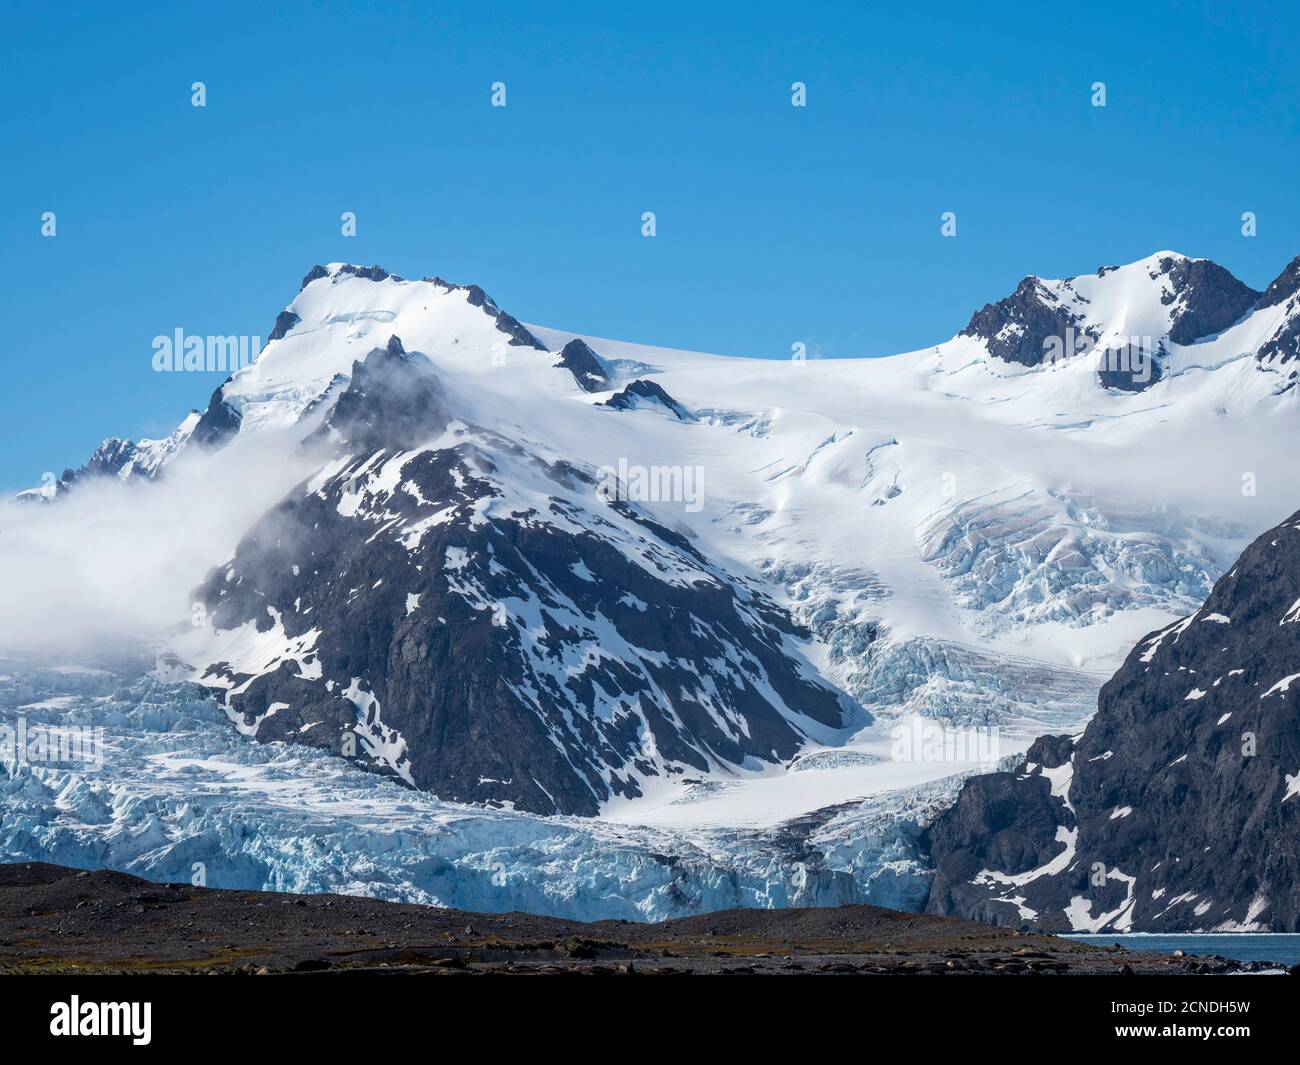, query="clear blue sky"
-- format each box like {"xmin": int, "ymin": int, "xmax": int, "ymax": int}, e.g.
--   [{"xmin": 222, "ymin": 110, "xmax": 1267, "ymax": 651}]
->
[{"xmin": 2, "ymin": 1, "xmax": 1298, "ymax": 492}]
